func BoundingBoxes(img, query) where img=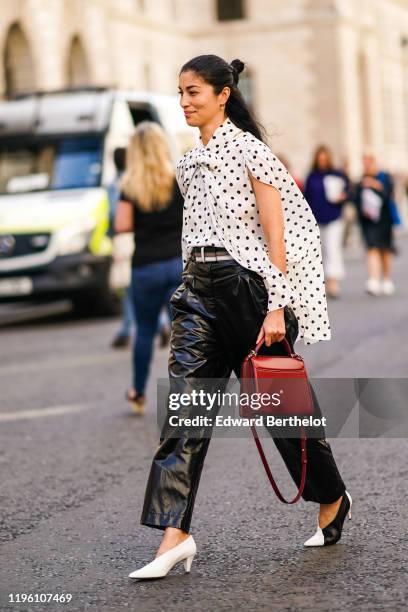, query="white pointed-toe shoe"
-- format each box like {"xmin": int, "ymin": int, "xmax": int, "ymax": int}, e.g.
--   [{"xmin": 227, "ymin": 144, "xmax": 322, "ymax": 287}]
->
[
  {"xmin": 129, "ymin": 535, "xmax": 197, "ymax": 579},
  {"xmin": 304, "ymin": 491, "xmax": 352, "ymax": 547}
]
